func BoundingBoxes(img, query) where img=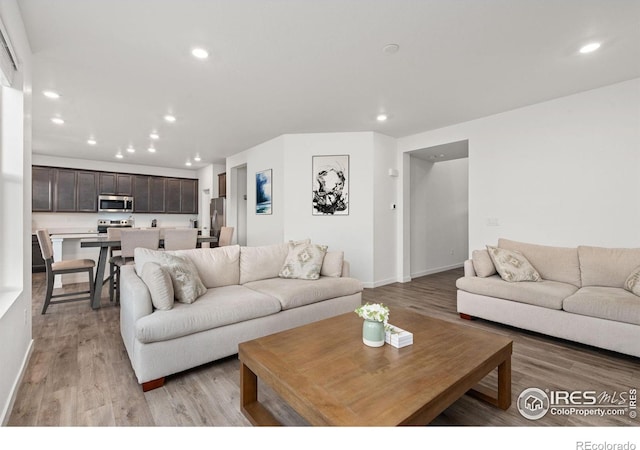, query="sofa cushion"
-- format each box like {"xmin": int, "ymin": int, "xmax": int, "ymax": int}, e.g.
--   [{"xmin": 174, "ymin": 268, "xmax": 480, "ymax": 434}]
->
[
  {"xmin": 134, "ymin": 248, "xmax": 207, "ymax": 304},
  {"xmin": 487, "ymin": 246, "xmax": 541, "ymax": 282},
  {"xmin": 498, "ymin": 238, "xmax": 581, "ymax": 287},
  {"xmin": 239, "ymin": 243, "xmax": 290, "ymax": 284},
  {"xmin": 456, "ymin": 275, "xmax": 577, "ymax": 310},
  {"xmin": 141, "ymin": 262, "xmax": 174, "ymax": 311},
  {"xmin": 625, "ymin": 266, "xmax": 640, "ymax": 296},
  {"xmin": 134, "ymin": 285, "xmax": 282, "ymax": 344},
  {"xmin": 279, "ymin": 243, "xmax": 328, "ymax": 280},
  {"xmin": 244, "ymin": 276, "xmax": 363, "ymax": 311},
  {"xmin": 563, "ymin": 287, "xmax": 640, "ymax": 326},
  {"xmin": 472, "ymin": 249, "xmax": 497, "ymax": 278},
  {"xmin": 321, "ymin": 251, "xmax": 344, "ymax": 277},
  {"xmin": 578, "ymin": 246, "xmax": 640, "ymax": 288},
  {"xmin": 173, "ymin": 245, "xmax": 240, "ymax": 288}
]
